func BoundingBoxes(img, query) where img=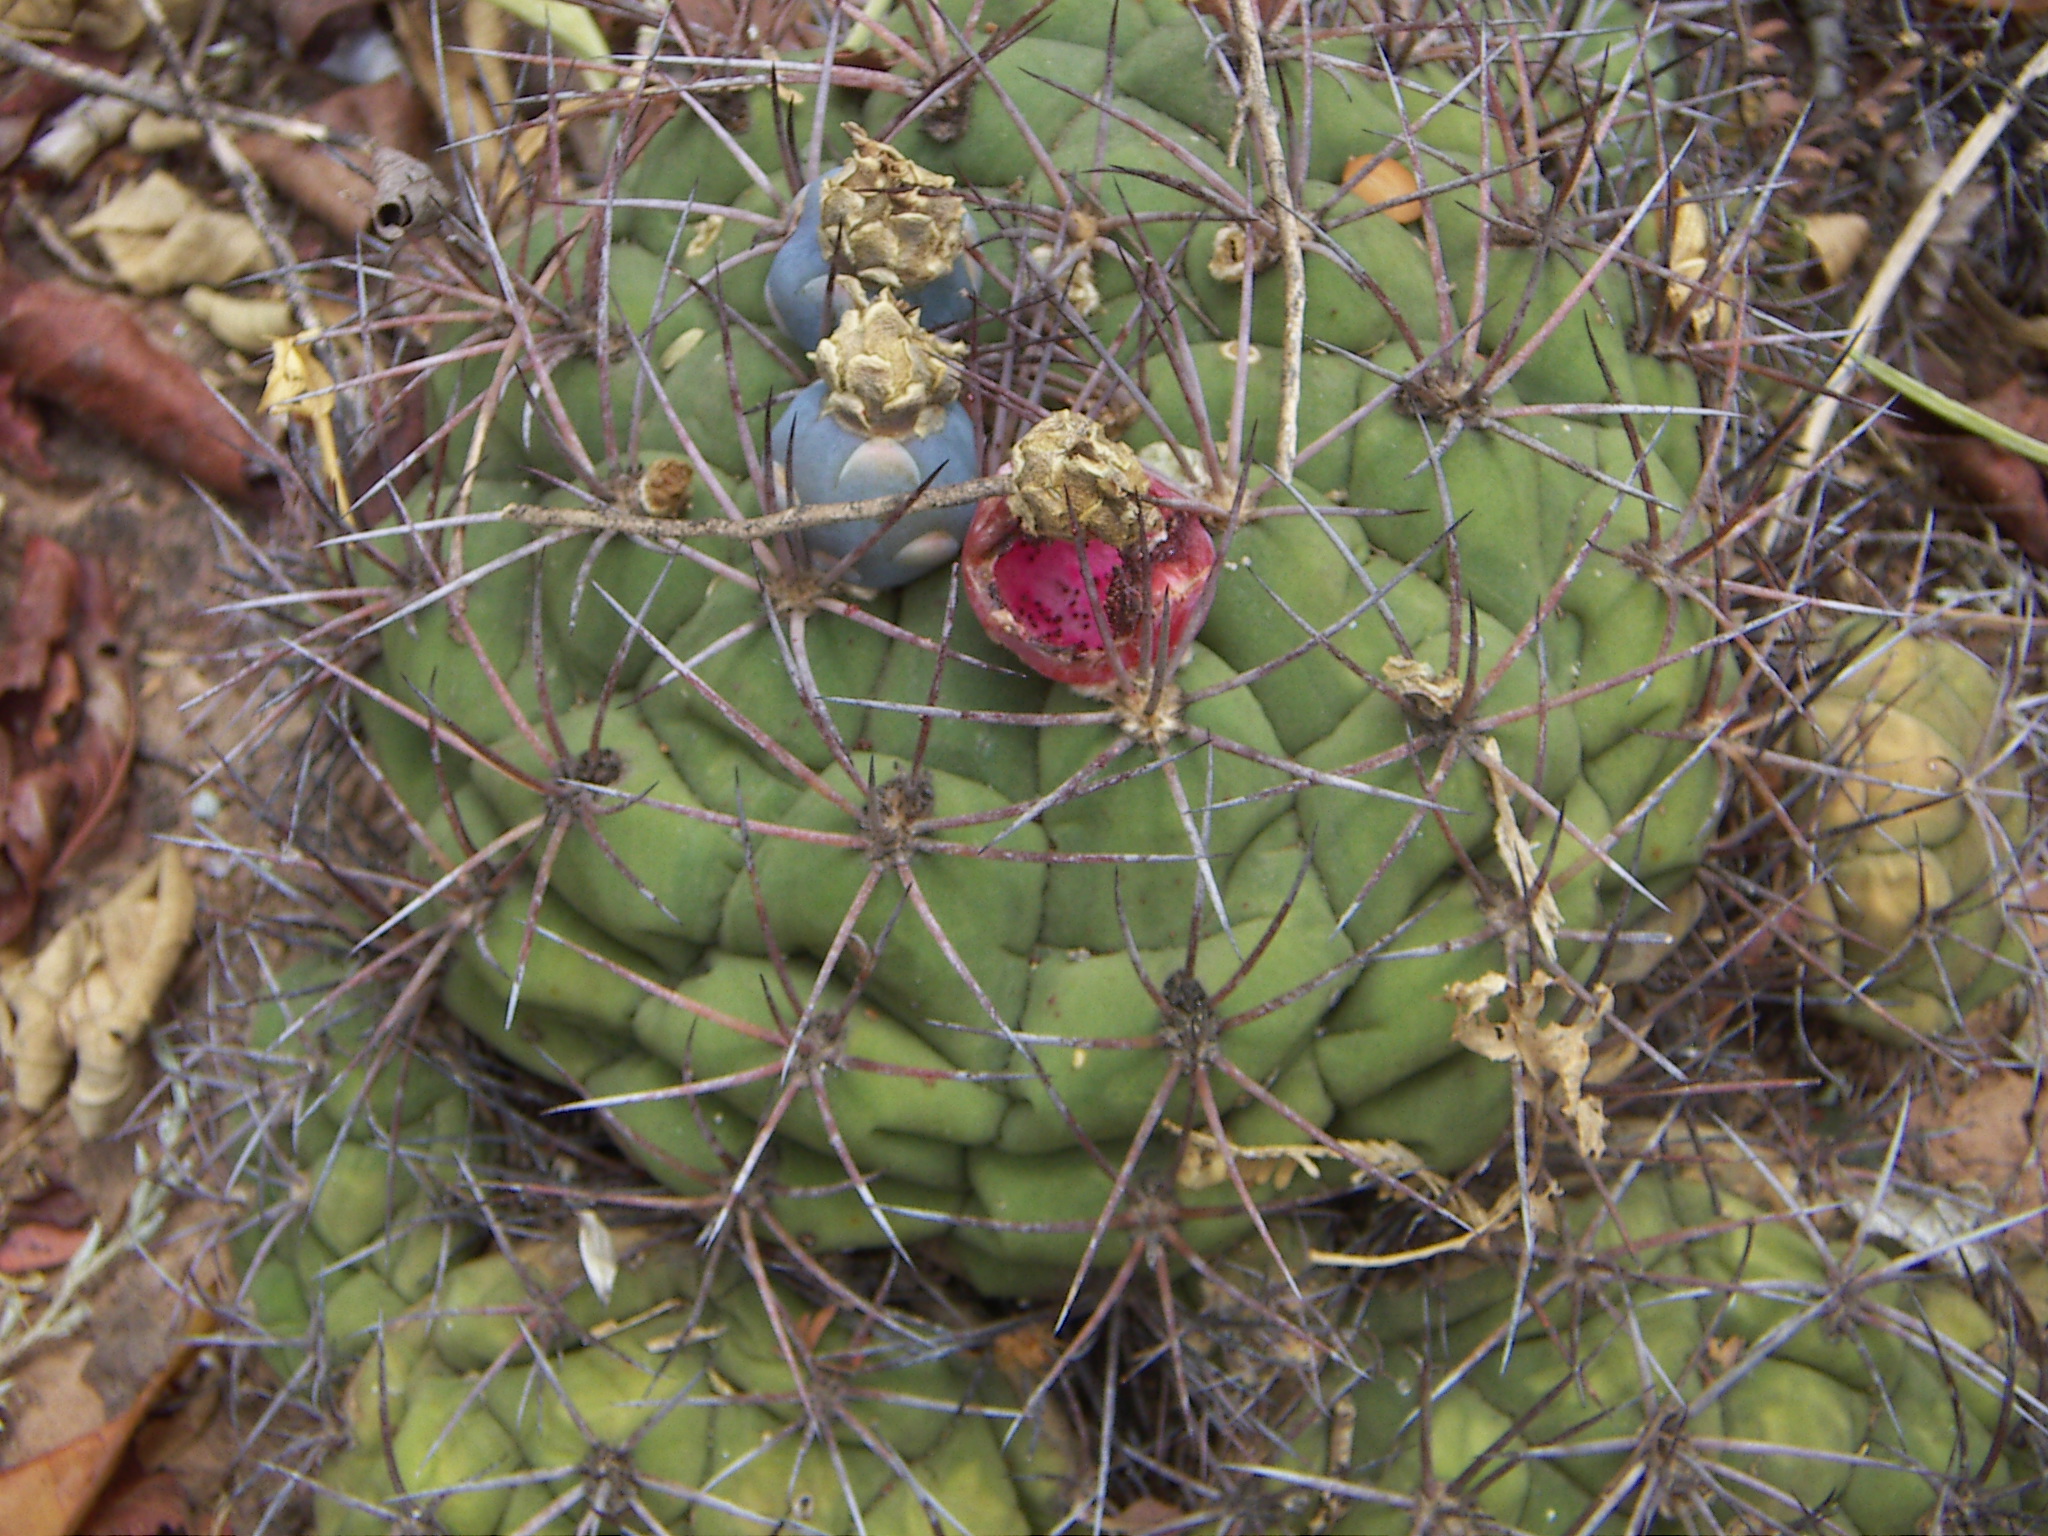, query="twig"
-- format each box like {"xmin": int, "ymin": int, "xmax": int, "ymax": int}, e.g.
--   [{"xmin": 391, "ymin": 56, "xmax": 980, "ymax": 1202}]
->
[
  {"xmin": 10, "ymin": 191, "xmax": 116, "ymax": 286},
  {"xmin": 1784, "ymin": 37, "xmax": 2048, "ymax": 509},
  {"xmin": 1228, "ymin": 0, "xmax": 1304, "ymax": 482},
  {"xmin": 497, "ymin": 473, "xmax": 1016, "ymax": 543},
  {"xmin": 0, "ymin": 31, "xmax": 351, "ymax": 146}
]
